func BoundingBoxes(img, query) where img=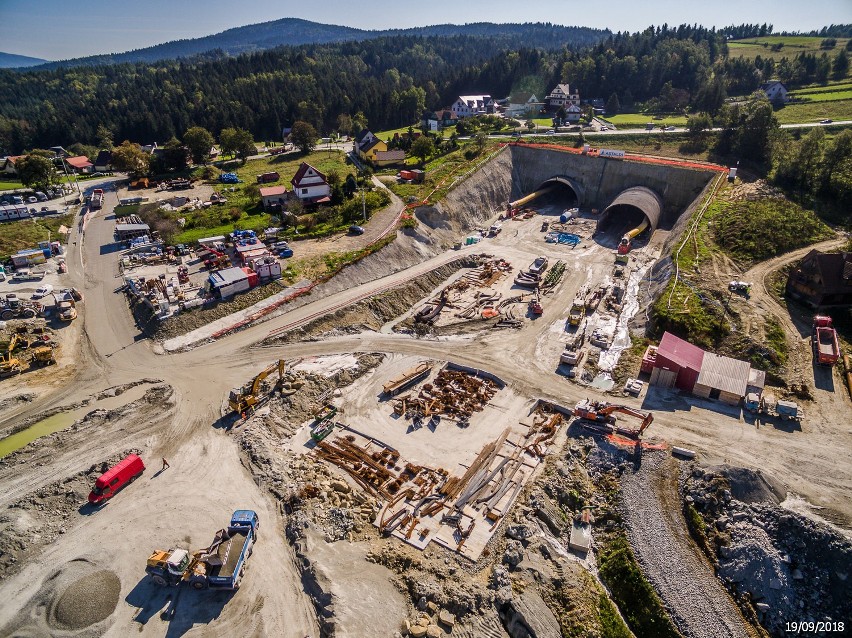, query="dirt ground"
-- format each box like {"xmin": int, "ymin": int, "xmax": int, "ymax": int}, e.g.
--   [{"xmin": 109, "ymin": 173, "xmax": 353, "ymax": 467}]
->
[{"xmin": 1, "ymin": 153, "xmax": 850, "ymax": 638}]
